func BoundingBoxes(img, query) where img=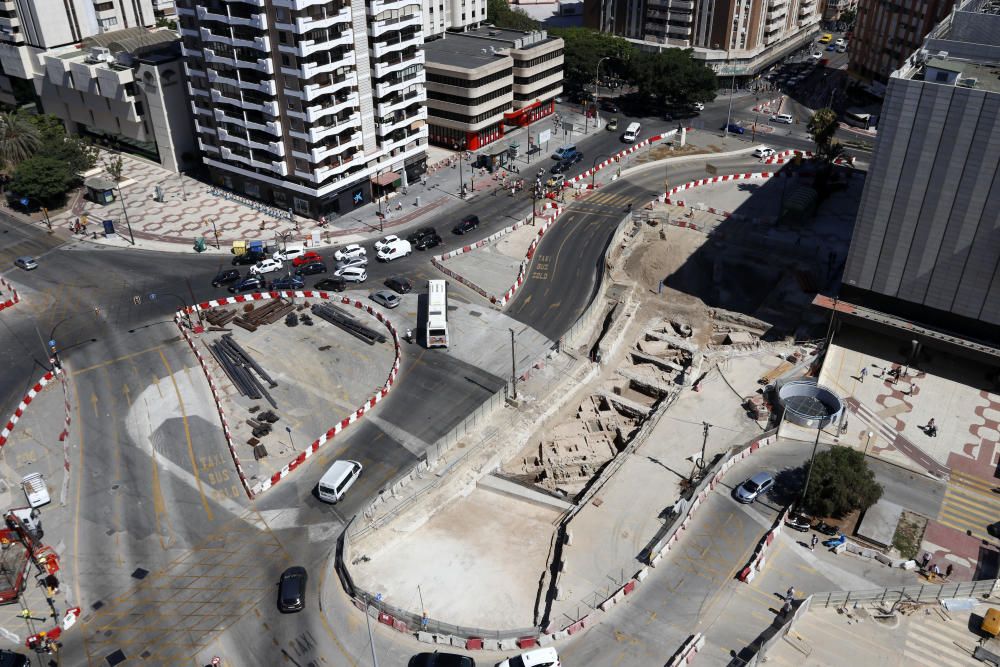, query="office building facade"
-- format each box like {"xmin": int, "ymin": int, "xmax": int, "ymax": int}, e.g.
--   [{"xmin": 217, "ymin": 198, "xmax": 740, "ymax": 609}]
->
[
  {"xmin": 175, "ymin": 0, "xmax": 428, "ymax": 218},
  {"xmin": 841, "ymin": 0, "xmax": 1000, "ymax": 340}
]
